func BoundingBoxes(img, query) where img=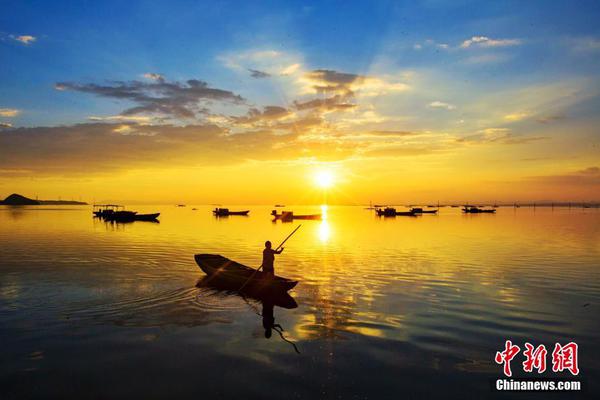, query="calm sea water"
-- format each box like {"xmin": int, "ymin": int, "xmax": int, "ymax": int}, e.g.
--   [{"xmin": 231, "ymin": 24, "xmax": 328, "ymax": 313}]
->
[{"xmin": 1, "ymin": 205, "xmax": 599, "ymax": 399}]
